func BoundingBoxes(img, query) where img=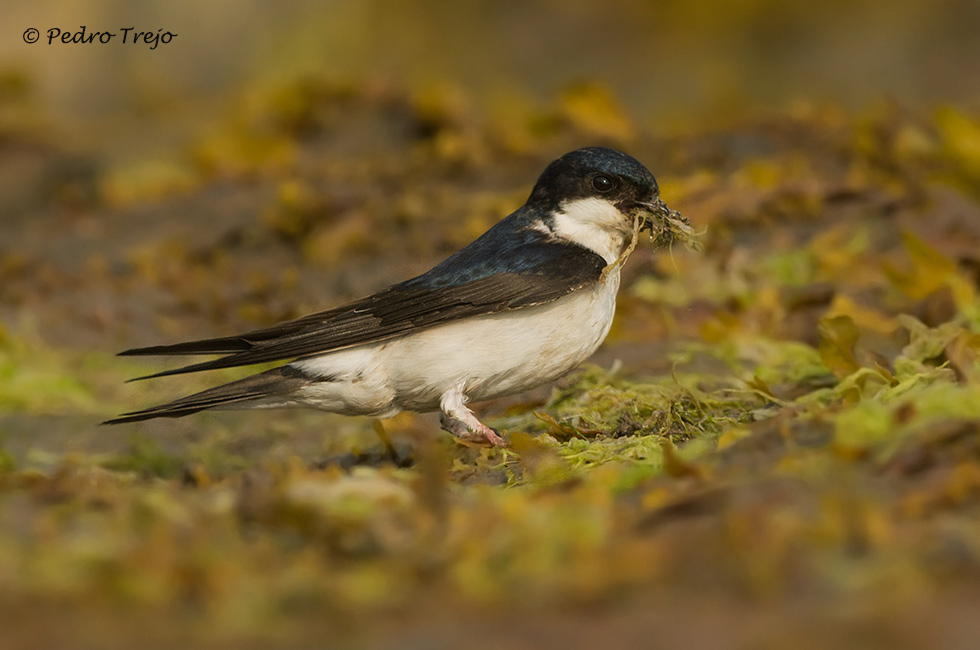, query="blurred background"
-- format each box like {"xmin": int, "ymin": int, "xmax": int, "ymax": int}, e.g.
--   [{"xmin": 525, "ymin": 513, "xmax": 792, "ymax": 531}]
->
[{"xmin": 3, "ymin": 0, "xmax": 980, "ymax": 161}]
